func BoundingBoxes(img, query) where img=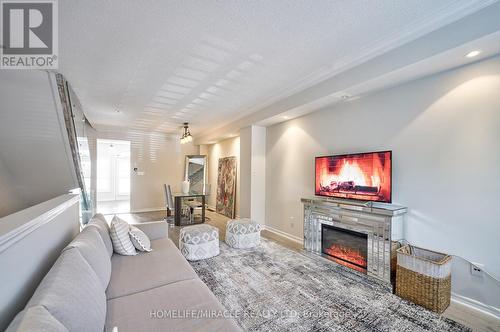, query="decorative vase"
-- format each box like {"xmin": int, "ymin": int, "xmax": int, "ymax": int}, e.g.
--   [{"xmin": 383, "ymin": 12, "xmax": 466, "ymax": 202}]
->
[{"xmin": 182, "ymin": 180, "xmax": 190, "ymax": 194}]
